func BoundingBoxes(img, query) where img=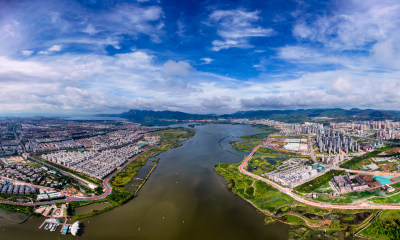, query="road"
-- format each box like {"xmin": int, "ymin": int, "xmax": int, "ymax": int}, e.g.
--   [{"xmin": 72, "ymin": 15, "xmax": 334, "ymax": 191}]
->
[
  {"xmin": 238, "ymin": 140, "xmax": 400, "ymax": 210},
  {"xmin": 308, "ymin": 136, "xmax": 317, "ymax": 162},
  {"xmin": 0, "ymin": 149, "xmax": 148, "ymax": 206}
]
